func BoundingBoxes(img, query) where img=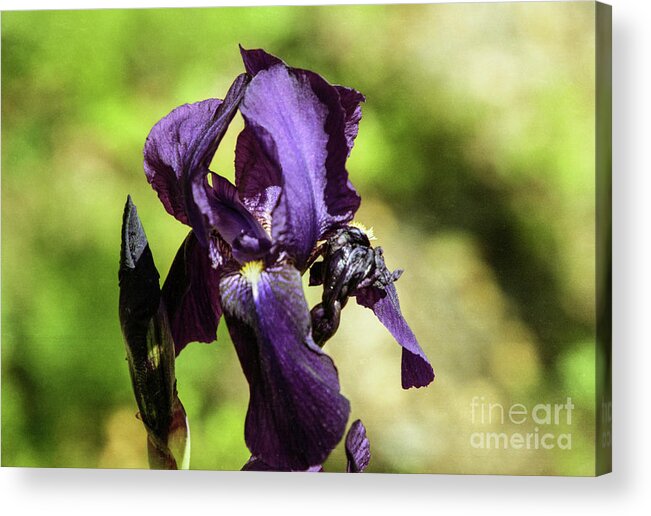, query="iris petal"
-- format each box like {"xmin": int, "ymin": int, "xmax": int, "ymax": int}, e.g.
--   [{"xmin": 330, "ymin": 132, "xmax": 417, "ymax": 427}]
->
[
  {"xmin": 202, "ymin": 172, "xmax": 271, "ymax": 263},
  {"xmin": 234, "ymin": 126, "xmax": 282, "ymax": 233},
  {"xmin": 220, "ymin": 263, "xmax": 350, "ymax": 470},
  {"xmin": 144, "ymin": 75, "xmax": 270, "ymax": 262},
  {"xmin": 241, "ymin": 47, "xmax": 365, "ymax": 157},
  {"xmin": 355, "ymin": 284, "xmax": 435, "ymax": 389},
  {"xmin": 183, "ymin": 74, "xmax": 252, "ymax": 249},
  {"xmin": 345, "ymin": 419, "xmax": 371, "ymax": 473},
  {"xmin": 334, "ymin": 85, "xmax": 365, "ymax": 157},
  {"xmin": 161, "ymin": 231, "xmax": 222, "ymax": 356},
  {"xmin": 144, "ymin": 98, "xmax": 222, "ymax": 225},
  {"xmin": 241, "ymin": 456, "xmax": 323, "ymax": 472},
  {"xmin": 239, "ymin": 45, "xmax": 283, "ymax": 75},
  {"xmin": 238, "ymin": 48, "xmax": 361, "ymax": 269}
]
